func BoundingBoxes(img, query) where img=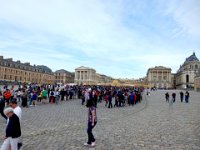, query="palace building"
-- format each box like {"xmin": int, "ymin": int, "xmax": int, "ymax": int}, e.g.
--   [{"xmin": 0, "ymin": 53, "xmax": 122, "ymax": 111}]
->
[
  {"xmin": 54, "ymin": 69, "xmax": 74, "ymax": 84},
  {"xmin": 74, "ymin": 66, "xmax": 96, "ymax": 85},
  {"xmin": 0, "ymin": 56, "xmax": 55, "ymax": 84},
  {"xmin": 74, "ymin": 66, "xmax": 113, "ymax": 85},
  {"xmin": 176, "ymin": 52, "xmax": 200, "ymax": 89},
  {"xmin": 147, "ymin": 66, "xmax": 172, "ymax": 89}
]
